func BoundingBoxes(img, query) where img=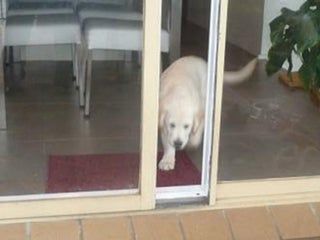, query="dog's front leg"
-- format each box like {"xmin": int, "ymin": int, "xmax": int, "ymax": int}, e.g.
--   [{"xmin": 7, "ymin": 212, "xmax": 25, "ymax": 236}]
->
[{"xmin": 158, "ymin": 131, "xmax": 176, "ymax": 171}]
